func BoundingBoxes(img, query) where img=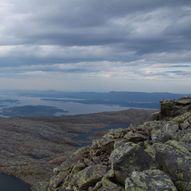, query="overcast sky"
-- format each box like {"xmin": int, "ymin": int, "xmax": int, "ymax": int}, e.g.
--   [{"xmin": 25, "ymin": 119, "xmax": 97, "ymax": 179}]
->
[{"xmin": 0, "ymin": 0, "xmax": 191, "ymax": 93}]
